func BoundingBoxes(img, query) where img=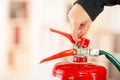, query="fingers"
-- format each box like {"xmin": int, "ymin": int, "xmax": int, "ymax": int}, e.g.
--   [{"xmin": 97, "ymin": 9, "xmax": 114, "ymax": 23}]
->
[
  {"xmin": 72, "ymin": 22, "xmax": 90, "ymax": 42},
  {"xmin": 72, "ymin": 22, "xmax": 82, "ymax": 42}
]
